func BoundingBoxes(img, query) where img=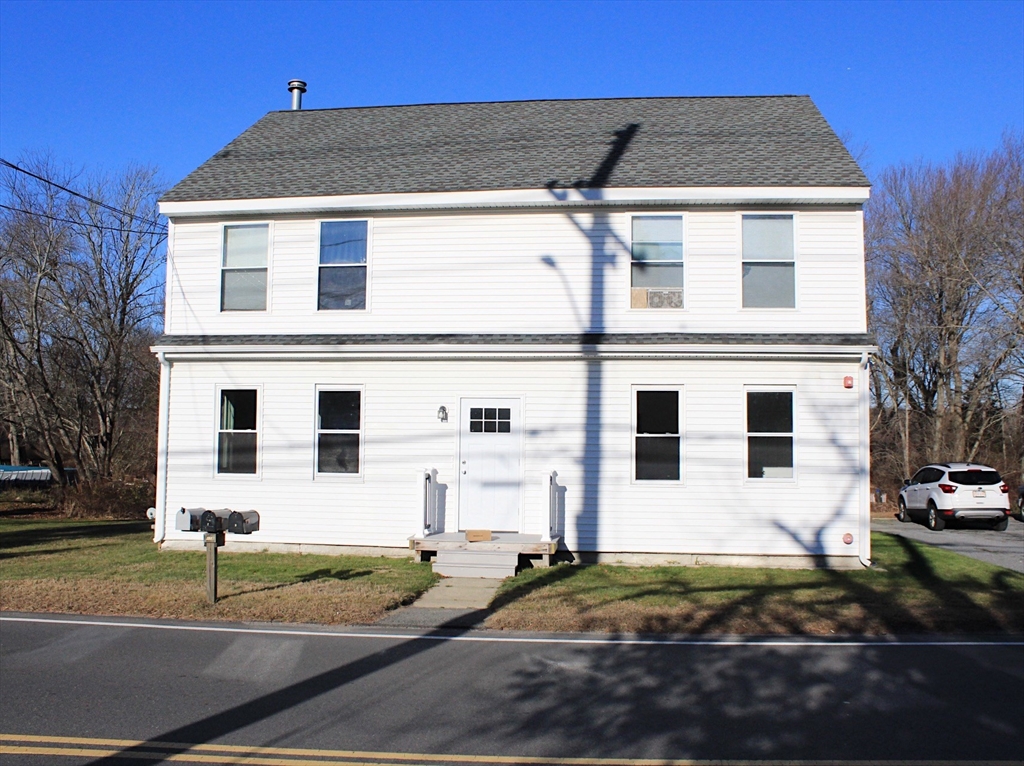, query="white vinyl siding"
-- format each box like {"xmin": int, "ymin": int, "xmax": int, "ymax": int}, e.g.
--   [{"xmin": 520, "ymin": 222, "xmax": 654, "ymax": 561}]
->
[
  {"xmin": 165, "ymin": 209, "xmax": 867, "ymax": 336},
  {"xmin": 163, "ymin": 357, "xmax": 865, "ymax": 557}
]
